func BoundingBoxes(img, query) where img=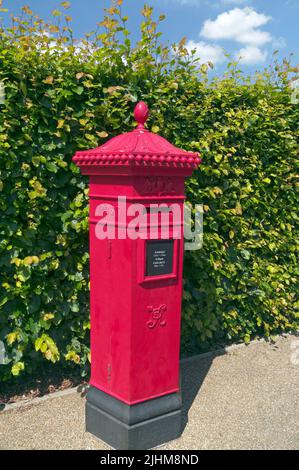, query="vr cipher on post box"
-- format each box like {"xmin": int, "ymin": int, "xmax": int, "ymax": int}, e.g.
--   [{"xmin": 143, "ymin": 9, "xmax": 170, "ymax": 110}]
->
[{"xmin": 73, "ymin": 101, "xmax": 201, "ymax": 450}]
